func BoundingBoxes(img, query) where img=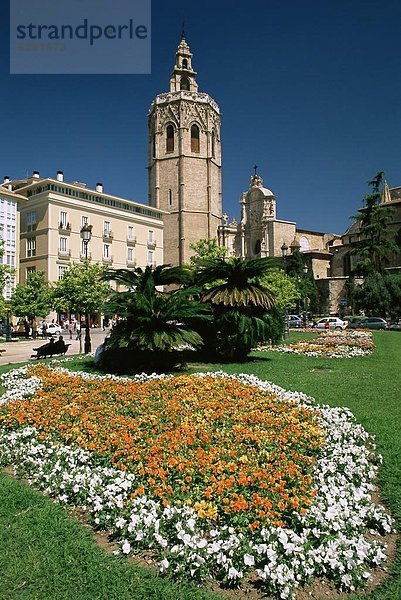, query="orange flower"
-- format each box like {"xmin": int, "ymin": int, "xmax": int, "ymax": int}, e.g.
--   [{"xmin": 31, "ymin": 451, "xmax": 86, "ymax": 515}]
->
[{"xmin": 0, "ymin": 365, "xmax": 324, "ymax": 533}]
